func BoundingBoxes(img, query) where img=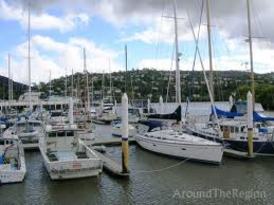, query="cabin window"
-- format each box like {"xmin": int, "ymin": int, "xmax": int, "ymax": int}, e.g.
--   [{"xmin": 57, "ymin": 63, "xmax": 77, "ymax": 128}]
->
[
  {"xmin": 66, "ymin": 131, "xmax": 74, "ymax": 137},
  {"xmin": 0, "ymin": 140, "xmax": 4, "ymax": 145},
  {"xmin": 253, "ymin": 138, "xmax": 259, "ymax": 140},
  {"xmin": 220, "ymin": 126, "xmax": 223, "ymax": 131},
  {"xmin": 230, "ymin": 127, "xmax": 234, "ymax": 133},
  {"xmin": 57, "ymin": 132, "xmax": 65, "ymax": 137},
  {"xmin": 241, "ymin": 127, "xmax": 245, "ymax": 132},
  {"xmin": 49, "ymin": 132, "xmax": 56, "ymax": 138},
  {"xmin": 235, "ymin": 127, "xmax": 239, "ymax": 133},
  {"xmin": 240, "ymin": 137, "xmax": 245, "ymax": 140}
]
